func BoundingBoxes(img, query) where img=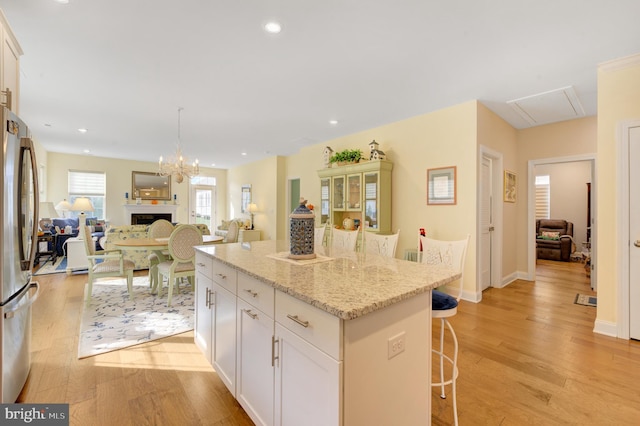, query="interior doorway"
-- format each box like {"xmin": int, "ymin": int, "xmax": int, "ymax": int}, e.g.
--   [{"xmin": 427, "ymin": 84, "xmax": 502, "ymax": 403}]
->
[{"xmin": 527, "ymin": 155, "xmax": 596, "ymax": 289}]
